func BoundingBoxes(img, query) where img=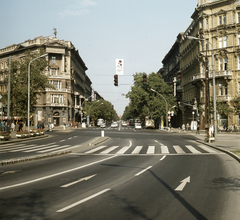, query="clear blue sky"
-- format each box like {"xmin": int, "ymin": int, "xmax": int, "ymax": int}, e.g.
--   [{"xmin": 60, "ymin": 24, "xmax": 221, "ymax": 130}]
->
[{"xmin": 0, "ymin": 0, "xmax": 198, "ymax": 116}]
